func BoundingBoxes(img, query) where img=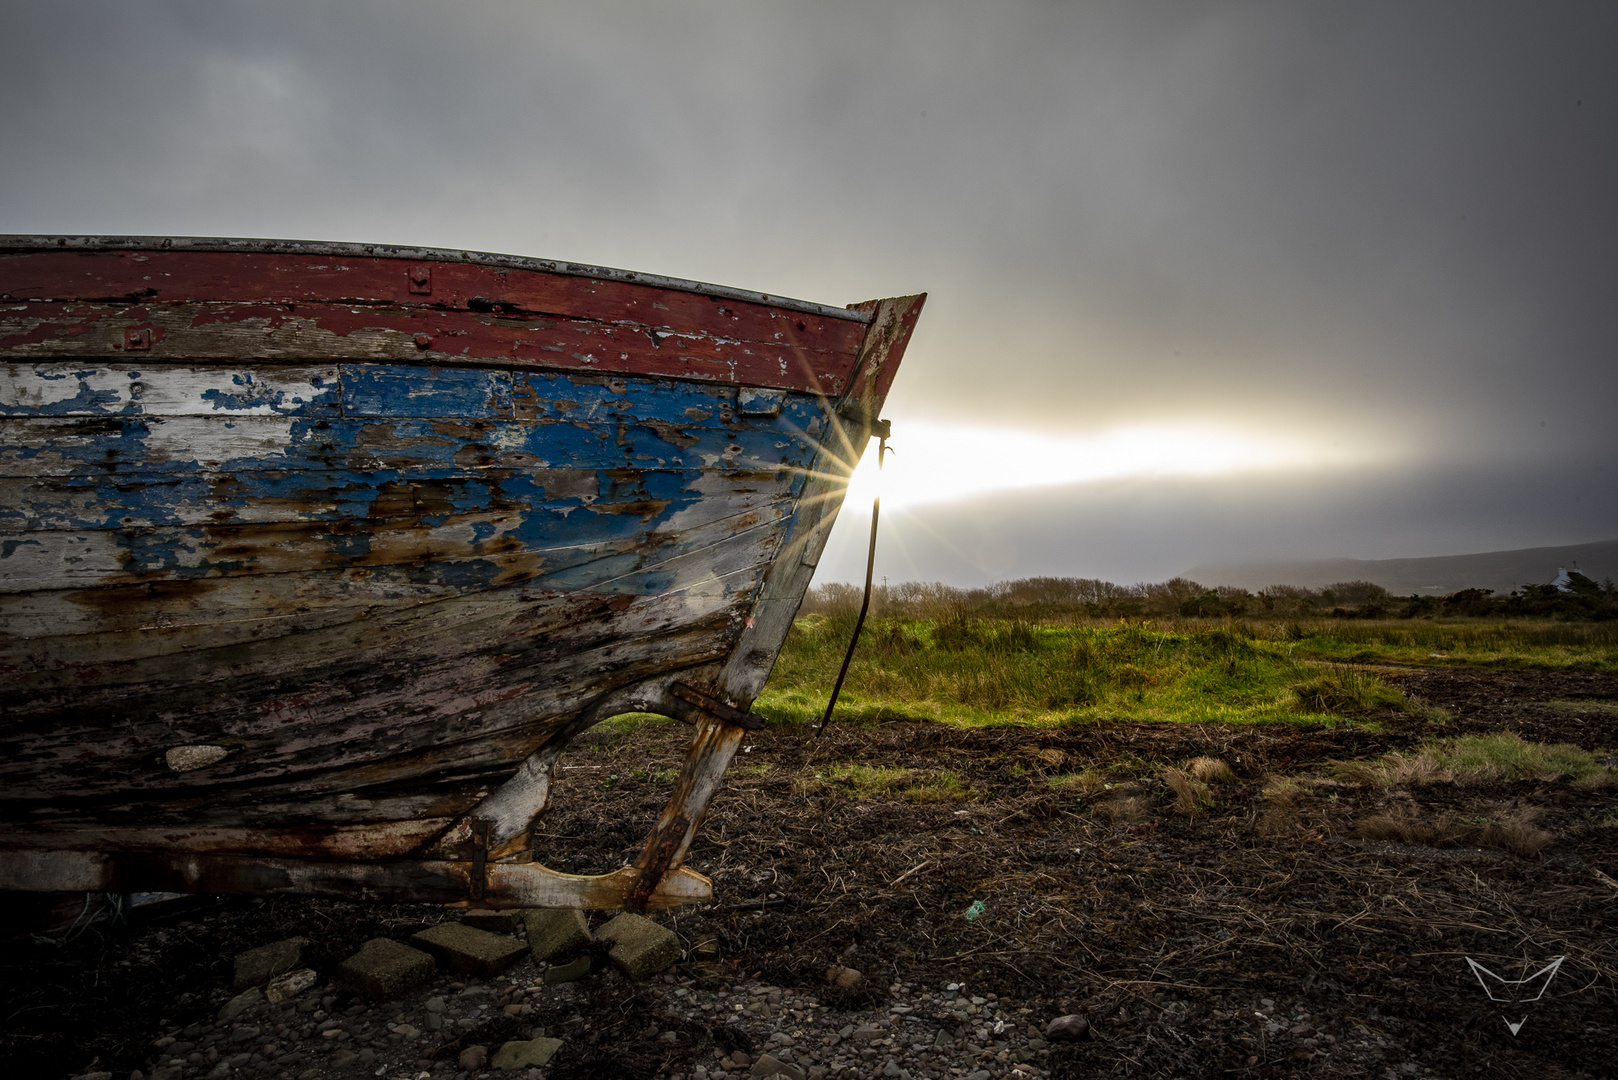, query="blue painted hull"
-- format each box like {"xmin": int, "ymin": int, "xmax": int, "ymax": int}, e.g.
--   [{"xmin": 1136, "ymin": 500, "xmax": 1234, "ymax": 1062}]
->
[{"xmin": 0, "ymin": 238, "xmax": 922, "ymax": 905}]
